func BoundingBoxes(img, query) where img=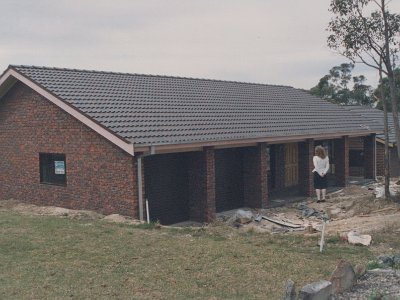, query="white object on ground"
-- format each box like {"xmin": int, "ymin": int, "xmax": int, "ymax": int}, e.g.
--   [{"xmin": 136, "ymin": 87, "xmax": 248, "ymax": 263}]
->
[{"xmin": 347, "ymin": 231, "xmax": 372, "ymax": 246}]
